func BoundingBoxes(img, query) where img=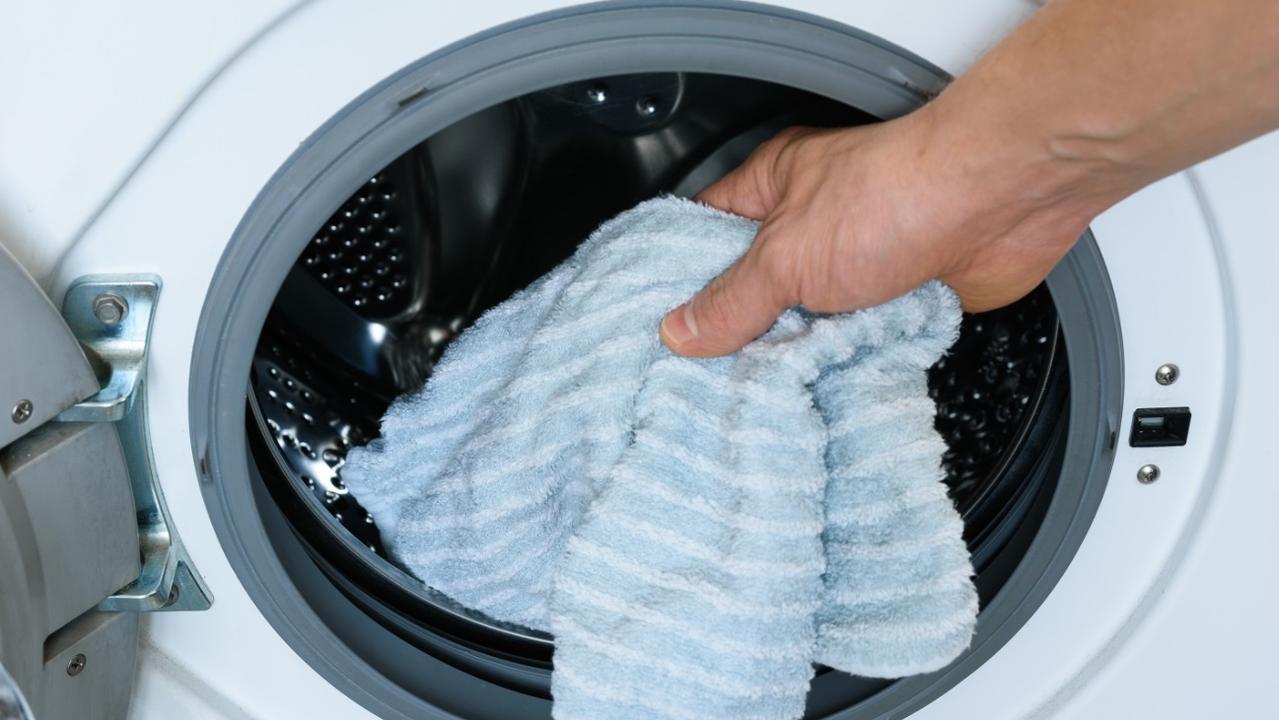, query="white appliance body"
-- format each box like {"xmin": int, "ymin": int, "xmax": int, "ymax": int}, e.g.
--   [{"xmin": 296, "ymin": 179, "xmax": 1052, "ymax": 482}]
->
[{"xmin": 0, "ymin": 1, "xmax": 1273, "ymax": 718}]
